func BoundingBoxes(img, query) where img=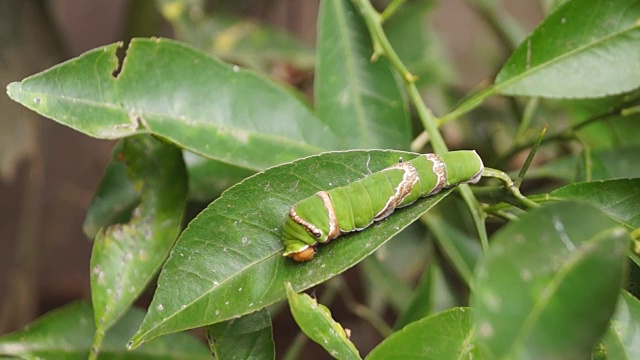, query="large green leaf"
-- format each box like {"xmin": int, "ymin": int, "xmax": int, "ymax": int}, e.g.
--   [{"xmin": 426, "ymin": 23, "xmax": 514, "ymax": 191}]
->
[
  {"xmin": 90, "ymin": 136, "xmax": 187, "ymax": 352},
  {"xmin": 0, "ymin": 302, "xmax": 209, "ymax": 360},
  {"xmin": 471, "ymin": 201, "xmax": 629, "ymax": 359},
  {"xmin": 205, "ymin": 309, "xmax": 275, "ymax": 360},
  {"xmin": 286, "ymin": 283, "xmax": 361, "ymax": 360},
  {"xmin": 551, "ymin": 178, "xmax": 640, "ymax": 228},
  {"xmin": 367, "ymin": 307, "xmax": 483, "ymax": 360},
  {"xmin": 315, "ymin": 0, "xmax": 411, "ymax": 150},
  {"xmin": 495, "ymin": 0, "xmax": 640, "ymax": 98},
  {"xmin": 6, "ymin": 38, "xmax": 340, "ymax": 171},
  {"xmin": 129, "ymin": 150, "xmax": 451, "ymax": 347}
]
